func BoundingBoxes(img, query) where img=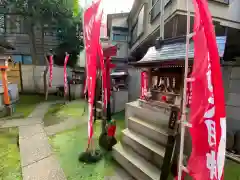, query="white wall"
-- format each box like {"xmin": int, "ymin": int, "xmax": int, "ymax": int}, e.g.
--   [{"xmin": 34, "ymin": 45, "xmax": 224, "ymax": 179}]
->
[
  {"xmin": 128, "ymin": 67, "xmax": 141, "ymax": 101},
  {"xmin": 178, "ymin": 0, "xmax": 240, "ymax": 29},
  {"xmin": 21, "ymin": 65, "xmax": 72, "ymax": 93},
  {"xmin": 112, "ymin": 16, "xmax": 128, "ymax": 28}
]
